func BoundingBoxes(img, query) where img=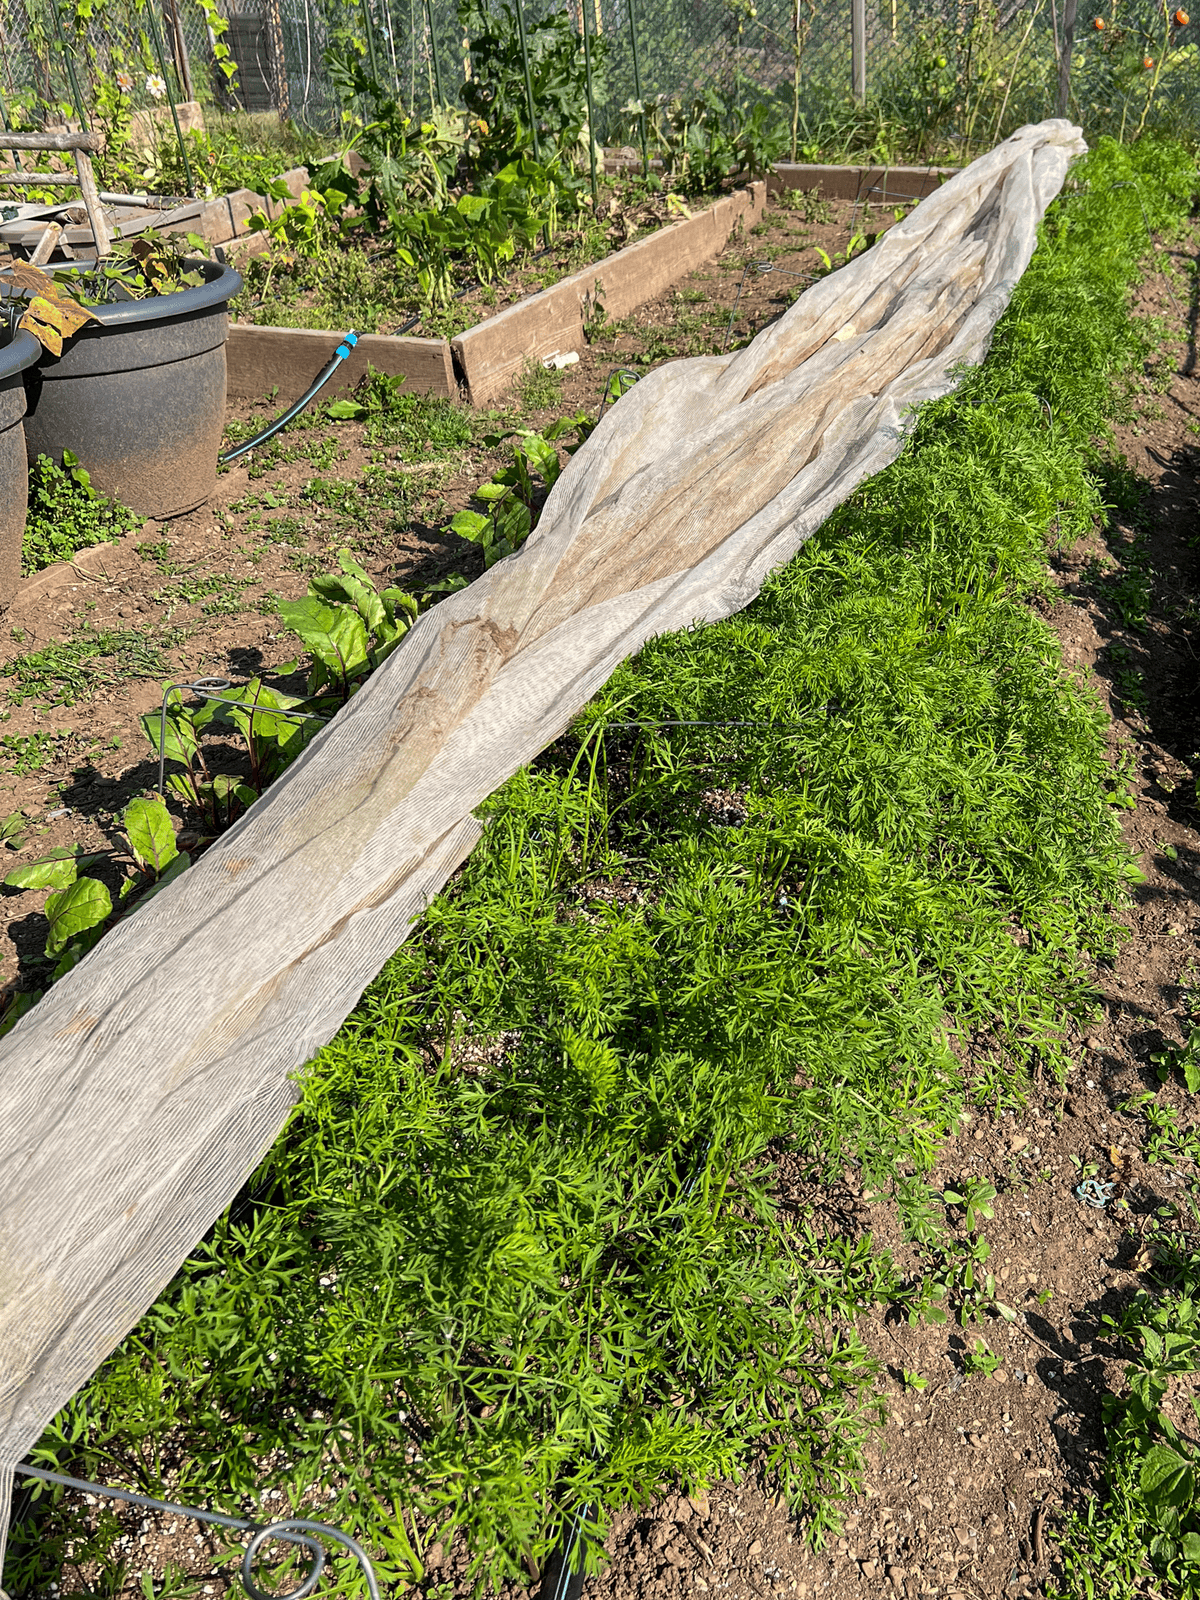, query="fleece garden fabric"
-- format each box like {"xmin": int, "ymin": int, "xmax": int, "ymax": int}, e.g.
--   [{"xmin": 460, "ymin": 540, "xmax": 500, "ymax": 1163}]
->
[{"xmin": 0, "ymin": 117, "xmax": 1085, "ymax": 1570}]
